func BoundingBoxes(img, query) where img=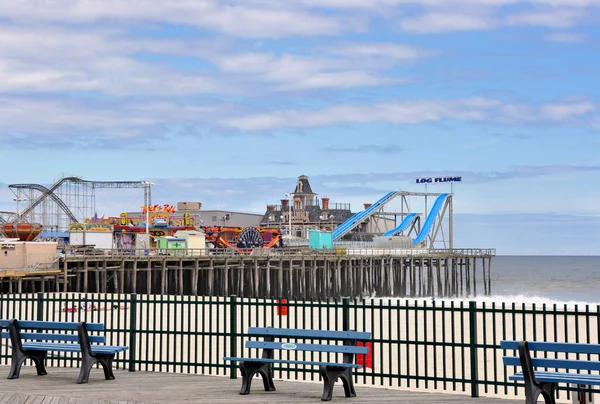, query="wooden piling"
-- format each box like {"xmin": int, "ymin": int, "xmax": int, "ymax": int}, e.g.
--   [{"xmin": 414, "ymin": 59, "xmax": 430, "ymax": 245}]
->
[{"xmin": 2, "ymin": 250, "xmax": 496, "ymax": 299}]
